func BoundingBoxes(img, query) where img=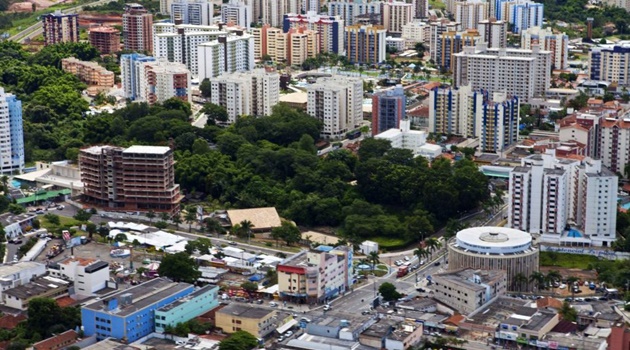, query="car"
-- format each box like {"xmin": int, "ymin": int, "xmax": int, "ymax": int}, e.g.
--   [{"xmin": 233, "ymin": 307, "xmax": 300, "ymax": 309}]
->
[
  {"xmin": 277, "ymin": 336, "xmax": 284, "ymax": 342},
  {"xmin": 35, "ymin": 210, "xmax": 45, "ymax": 215},
  {"xmin": 434, "ymin": 261, "xmax": 441, "ymax": 266},
  {"xmin": 394, "ymin": 260, "xmax": 402, "ymax": 266},
  {"xmin": 235, "ymin": 297, "xmax": 247, "ymax": 302},
  {"xmin": 575, "ymin": 297, "xmax": 585, "ymax": 302},
  {"xmin": 361, "ymin": 310, "xmax": 370, "ymax": 315},
  {"xmin": 404, "ymin": 256, "xmax": 410, "ymax": 261},
  {"xmin": 559, "ymin": 284, "xmax": 567, "ymax": 289},
  {"xmin": 565, "ymin": 297, "xmax": 573, "ymax": 302},
  {"xmin": 176, "ymin": 340, "xmax": 186, "ymax": 345},
  {"xmin": 323, "ymin": 304, "xmax": 331, "ymax": 311},
  {"xmin": 255, "ymin": 299, "xmax": 263, "ymax": 304},
  {"xmin": 300, "ymin": 317, "xmax": 311, "ymax": 323},
  {"xmin": 10, "ymin": 239, "xmax": 22, "ymax": 244},
  {"xmin": 228, "ymin": 241, "xmax": 237, "ymax": 246},
  {"xmin": 420, "ymin": 260, "xmax": 425, "ymax": 265},
  {"xmin": 285, "ymin": 331, "xmax": 293, "ymax": 337},
  {"xmin": 57, "ymin": 205, "xmax": 64, "ymax": 210},
  {"xmin": 584, "ymin": 297, "xmax": 594, "ymax": 302},
  {"xmin": 269, "ymin": 301, "xmax": 278, "ymax": 307}
]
